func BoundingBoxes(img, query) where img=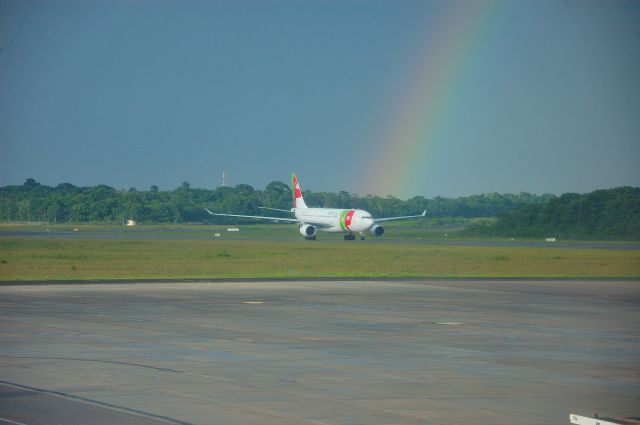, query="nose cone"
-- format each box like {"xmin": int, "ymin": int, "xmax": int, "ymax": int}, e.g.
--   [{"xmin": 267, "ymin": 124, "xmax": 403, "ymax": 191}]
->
[{"xmin": 352, "ymin": 210, "xmax": 375, "ymax": 232}]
